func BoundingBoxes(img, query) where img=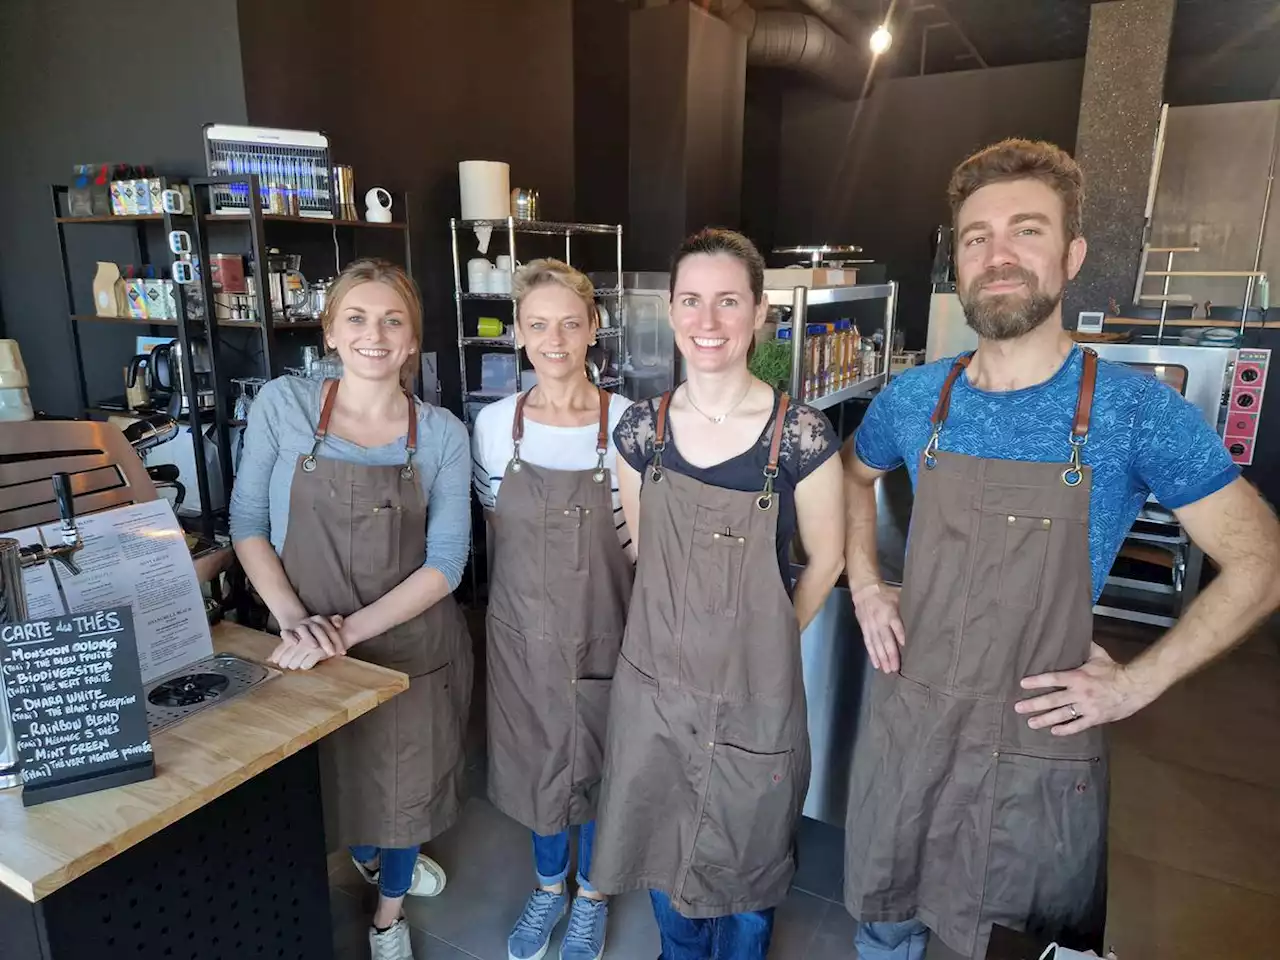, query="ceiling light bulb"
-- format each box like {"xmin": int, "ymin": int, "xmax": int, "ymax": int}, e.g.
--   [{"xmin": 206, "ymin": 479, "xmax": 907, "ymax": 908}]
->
[{"xmin": 870, "ymin": 24, "xmax": 892, "ymax": 55}]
